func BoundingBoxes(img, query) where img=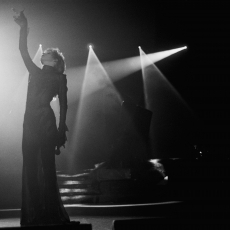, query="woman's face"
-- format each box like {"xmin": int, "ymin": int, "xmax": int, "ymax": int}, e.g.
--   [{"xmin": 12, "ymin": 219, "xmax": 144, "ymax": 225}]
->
[{"xmin": 41, "ymin": 51, "xmax": 55, "ymax": 63}]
